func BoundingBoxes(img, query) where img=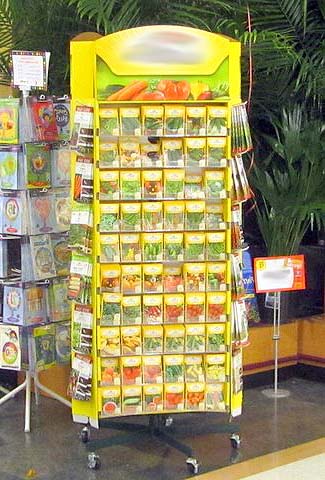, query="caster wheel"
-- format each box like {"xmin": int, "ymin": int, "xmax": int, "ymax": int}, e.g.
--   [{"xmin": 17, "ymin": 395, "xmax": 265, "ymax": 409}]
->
[
  {"xmin": 186, "ymin": 457, "xmax": 200, "ymax": 475},
  {"xmin": 230, "ymin": 434, "xmax": 241, "ymax": 449},
  {"xmin": 165, "ymin": 416, "xmax": 173, "ymax": 427},
  {"xmin": 80, "ymin": 426, "xmax": 90, "ymax": 443},
  {"xmin": 88, "ymin": 452, "xmax": 101, "ymax": 470}
]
